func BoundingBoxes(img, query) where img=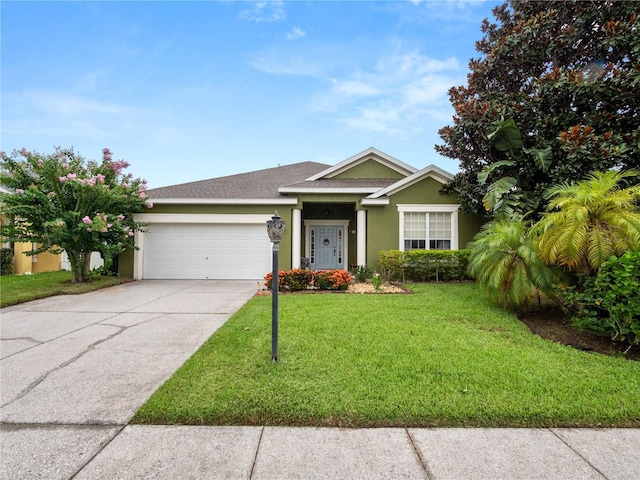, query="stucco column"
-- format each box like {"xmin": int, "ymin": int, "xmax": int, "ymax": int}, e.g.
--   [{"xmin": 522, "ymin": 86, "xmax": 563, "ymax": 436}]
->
[
  {"xmin": 292, "ymin": 208, "xmax": 302, "ymax": 268},
  {"xmin": 133, "ymin": 230, "xmax": 144, "ymax": 280},
  {"xmin": 357, "ymin": 209, "xmax": 367, "ymax": 267}
]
